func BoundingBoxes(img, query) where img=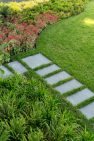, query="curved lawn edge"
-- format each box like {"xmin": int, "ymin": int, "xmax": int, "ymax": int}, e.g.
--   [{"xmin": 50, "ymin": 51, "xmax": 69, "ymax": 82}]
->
[{"xmin": 35, "ymin": 0, "xmax": 94, "ymax": 92}]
